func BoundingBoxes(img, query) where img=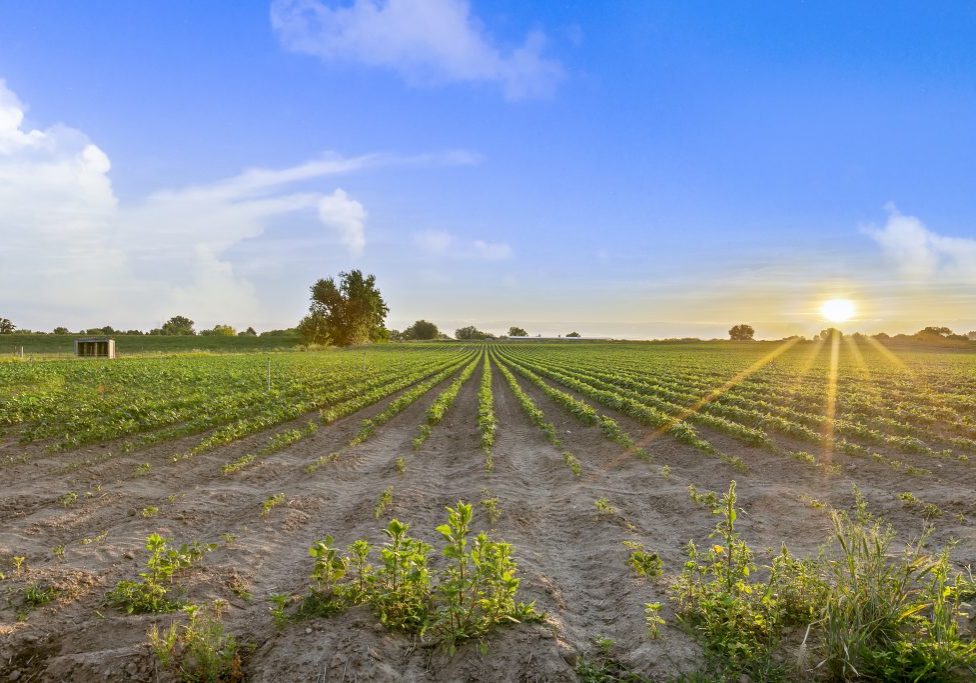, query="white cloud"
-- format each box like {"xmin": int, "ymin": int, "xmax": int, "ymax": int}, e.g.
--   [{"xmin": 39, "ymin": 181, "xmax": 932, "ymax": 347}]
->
[
  {"xmin": 413, "ymin": 229, "xmax": 455, "ymax": 253},
  {"xmin": 473, "ymin": 239, "xmax": 512, "ymax": 260},
  {"xmin": 270, "ymin": 0, "xmax": 563, "ymax": 100},
  {"xmin": 318, "ymin": 188, "xmax": 366, "ymax": 254},
  {"xmin": 865, "ymin": 203, "xmax": 976, "ymax": 283},
  {"xmin": 0, "ymin": 80, "xmax": 469, "ymax": 330},
  {"xmin": 412, "ymin": 230, "xmax": 512, "ymax": 261}
]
